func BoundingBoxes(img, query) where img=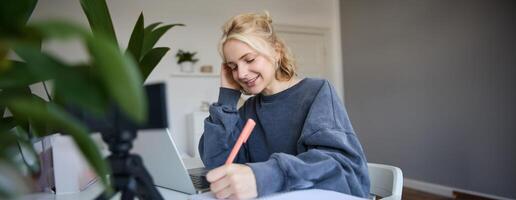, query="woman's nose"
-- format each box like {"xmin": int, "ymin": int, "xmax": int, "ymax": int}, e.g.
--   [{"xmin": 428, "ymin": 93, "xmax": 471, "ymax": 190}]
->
[{"xmin": 237, "ymin": 65, "xmax": 249, "ymax": 80}]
